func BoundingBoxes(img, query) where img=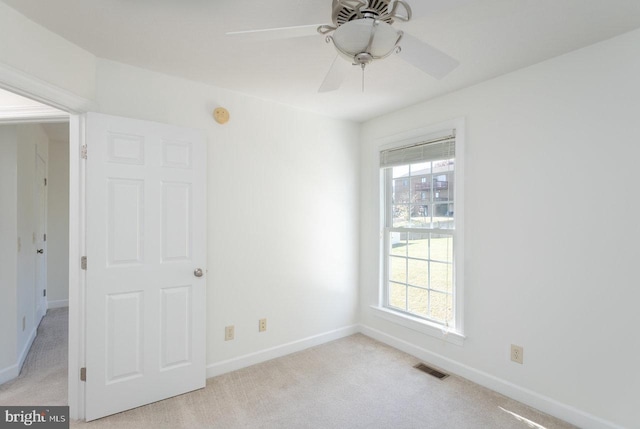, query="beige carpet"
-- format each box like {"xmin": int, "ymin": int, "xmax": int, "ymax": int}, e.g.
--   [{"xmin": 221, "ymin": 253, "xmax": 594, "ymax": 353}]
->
[
  {"xmin": 0, "ymin": 307, "xmax": 68, "ymax": 406},
  {"xmin": 1, "ymin": 309, "xmax": 576, "ymax": 428}
]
